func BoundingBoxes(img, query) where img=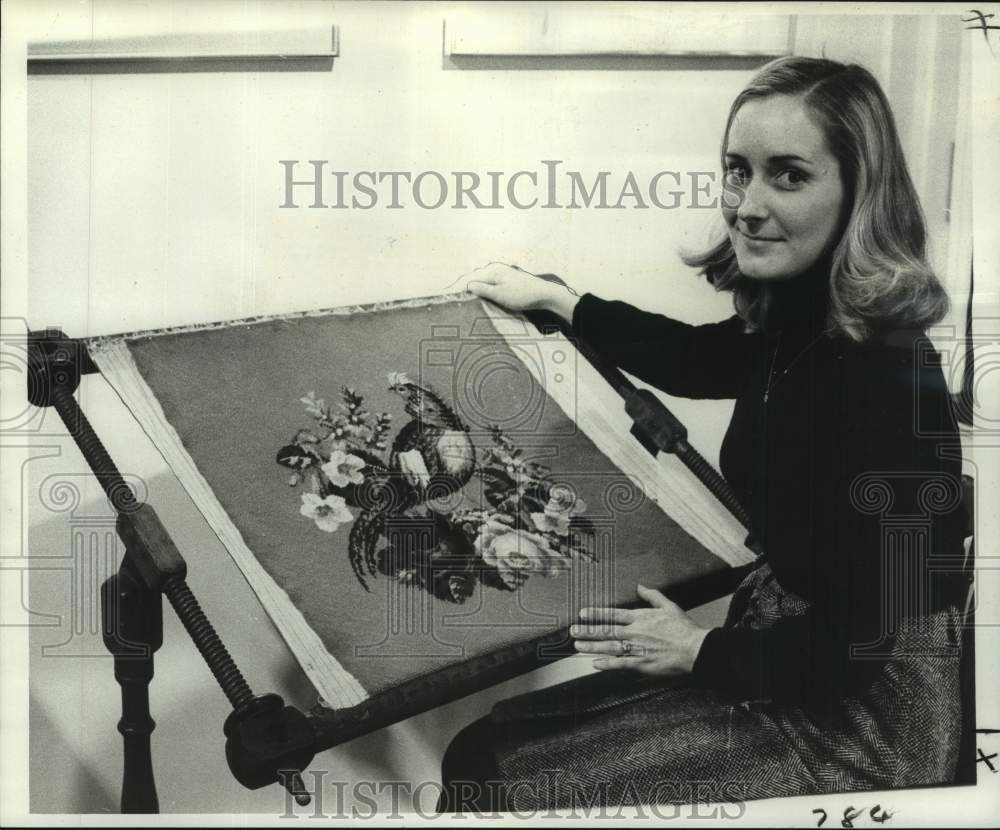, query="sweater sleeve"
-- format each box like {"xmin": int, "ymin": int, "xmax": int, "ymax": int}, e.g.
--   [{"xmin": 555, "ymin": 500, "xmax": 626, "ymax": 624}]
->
[
  {"xmin": 571, "ymin": 292, "xmax": 752, "ymax": 400},
  {"xmin": 692, "ymin": 333, "xmax": 966, "ymax": 704}
]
